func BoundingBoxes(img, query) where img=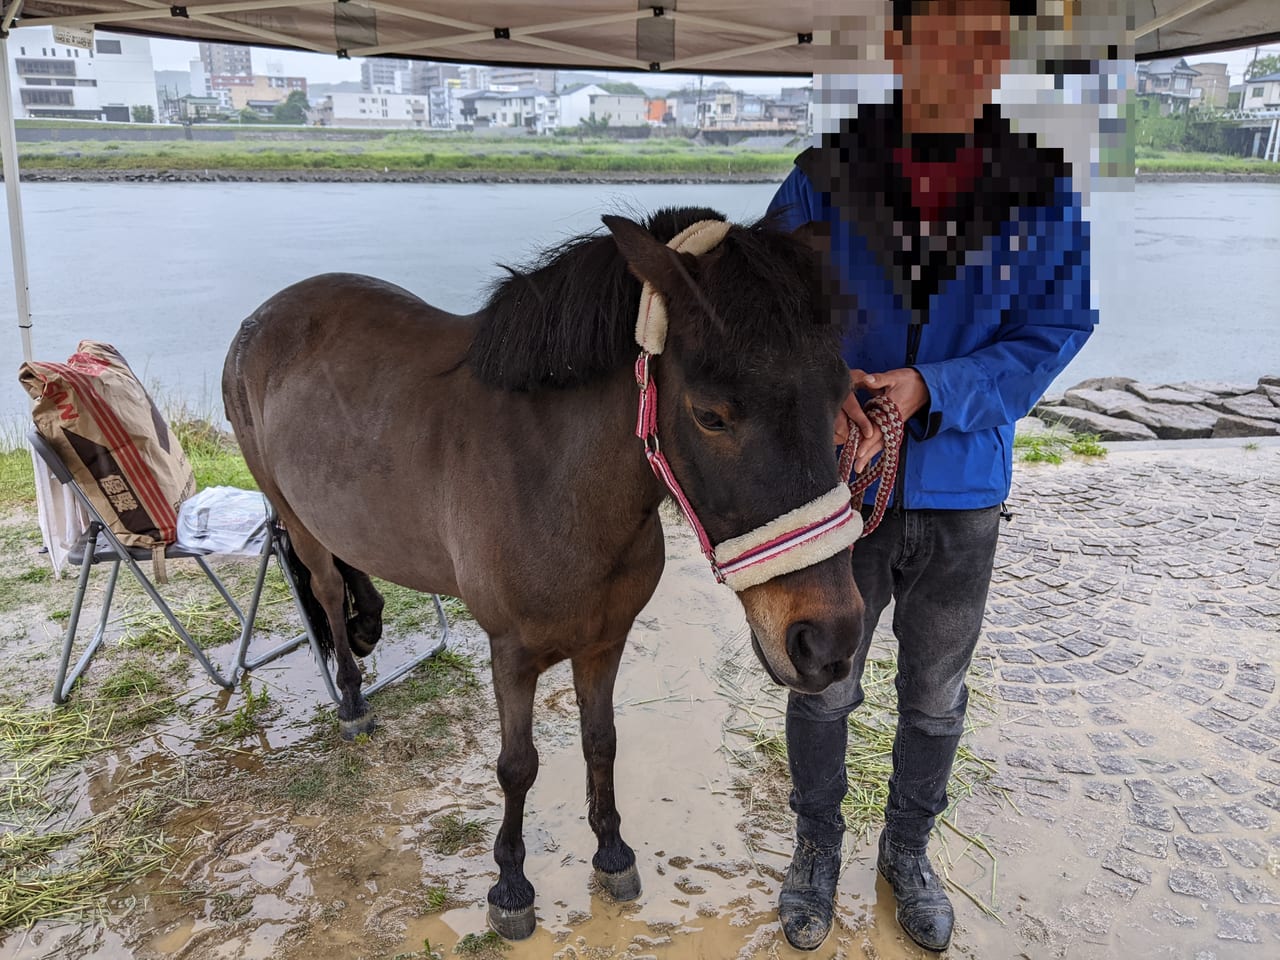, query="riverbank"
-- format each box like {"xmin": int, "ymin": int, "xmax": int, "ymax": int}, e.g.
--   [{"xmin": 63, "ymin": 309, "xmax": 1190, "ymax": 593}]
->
[
  {"xmin": 12, "ymin": 167, "xmax": 1280, "ymax": 184},
  {"xmin": 11, "ymin": 167, "xmax": 786, "ymax": 184}
]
